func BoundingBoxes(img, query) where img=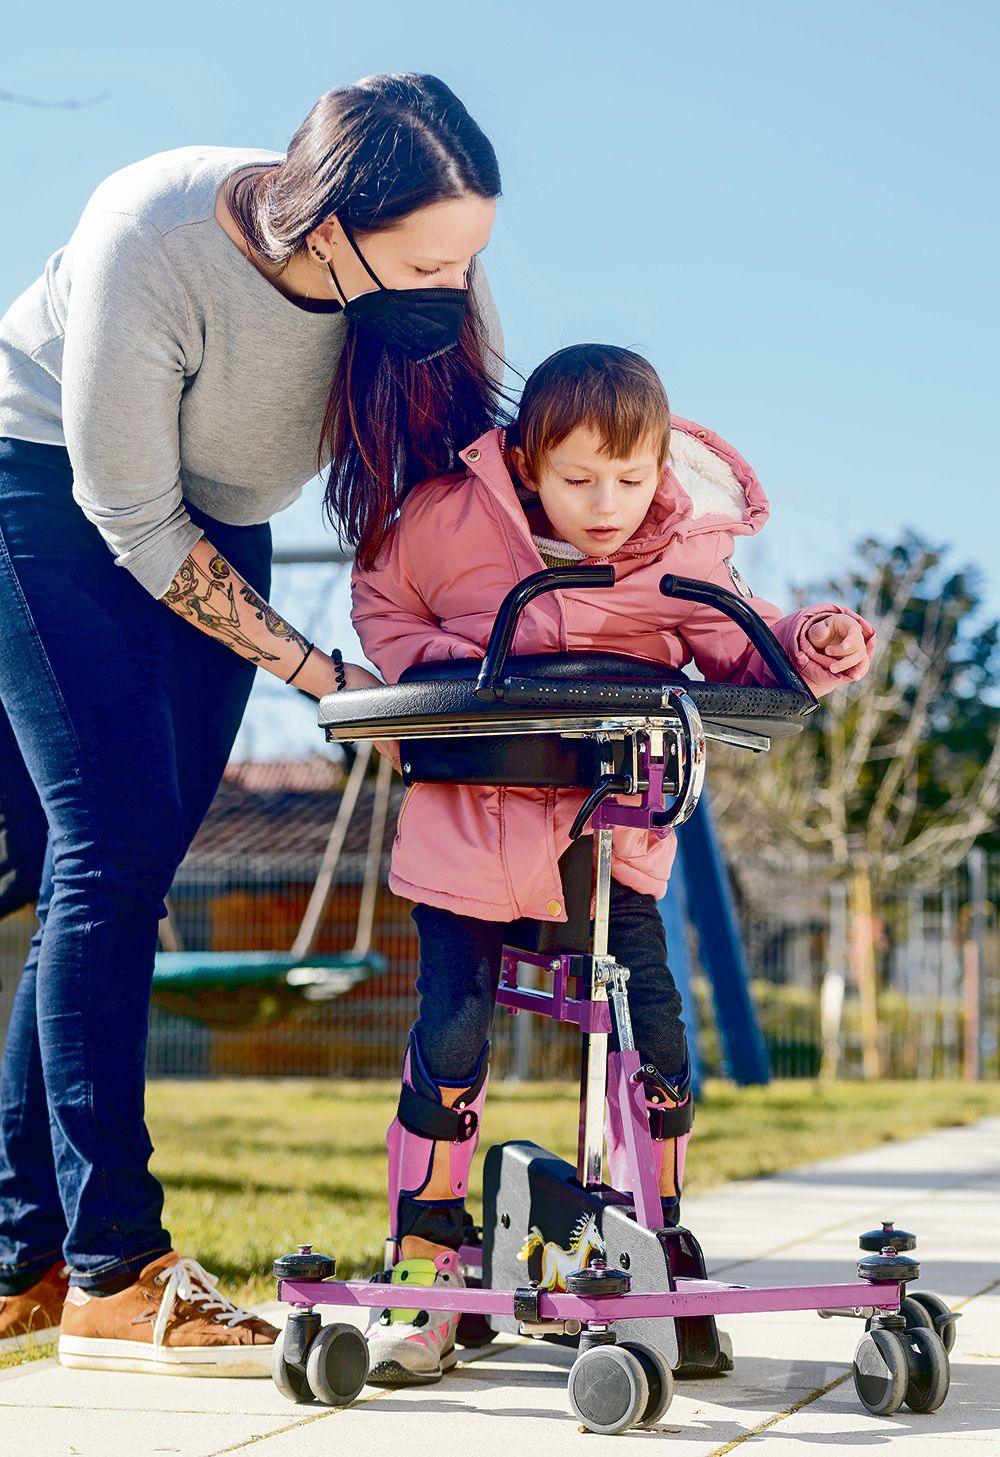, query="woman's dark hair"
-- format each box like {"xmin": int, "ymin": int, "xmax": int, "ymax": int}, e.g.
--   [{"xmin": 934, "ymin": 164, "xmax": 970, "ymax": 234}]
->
[
  {"xmin": 229, "ymin": 73, "xmax": 505, "ymax": 567},
  {"xmin": 511, "ymin": 344, "xmax": 671, "ymax": 482}
]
